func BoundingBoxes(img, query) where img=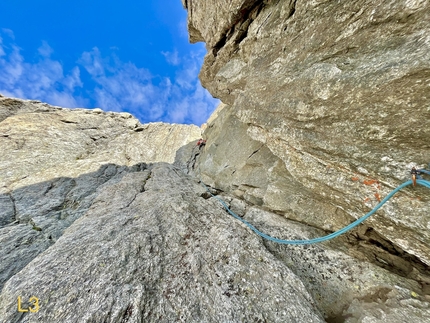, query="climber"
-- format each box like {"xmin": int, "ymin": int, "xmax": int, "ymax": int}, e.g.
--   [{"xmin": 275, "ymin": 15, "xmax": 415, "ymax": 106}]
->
[{"xmin": 196, "ymin": 139, "xmax": 206, "ymax": 148}]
